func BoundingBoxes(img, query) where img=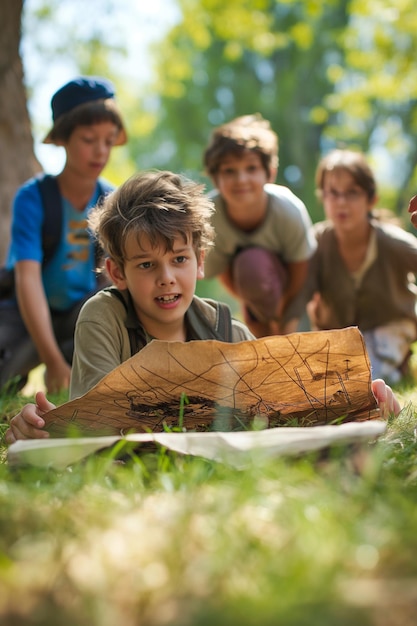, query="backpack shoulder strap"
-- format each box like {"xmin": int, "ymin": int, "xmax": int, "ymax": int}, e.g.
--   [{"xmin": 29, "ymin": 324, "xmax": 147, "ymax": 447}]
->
[
  {"xmin": 0, "ymin": 173, "xmax": 61, "ymax": 298},
  {"xmin": 108, "ymin": 288, "xmax": 233, "ymax": 356},
  {"xmin": 105, "ymin": 287, "xmax": 145, "ymax": 356},
  {"xmin": 215, "ymin": 301, "xmax": 233, "ymax": 342},
  {"xmin": 190, "ymin": 298, "xmax": 233, "ymax": 342},
  {"xmin": 36, "ymin": 174, "xmax": 112, "ymax": 270},
  {"xmin": 35, "ymin": 173, "xmax": 63, "ymax": 265}
]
